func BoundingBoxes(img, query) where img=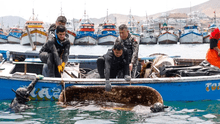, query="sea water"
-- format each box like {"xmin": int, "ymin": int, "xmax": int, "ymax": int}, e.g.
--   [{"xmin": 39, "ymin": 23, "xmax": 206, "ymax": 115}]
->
[{"xmin": 0, "ymin": 43, "xmax": 219, "ymax": 124}]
